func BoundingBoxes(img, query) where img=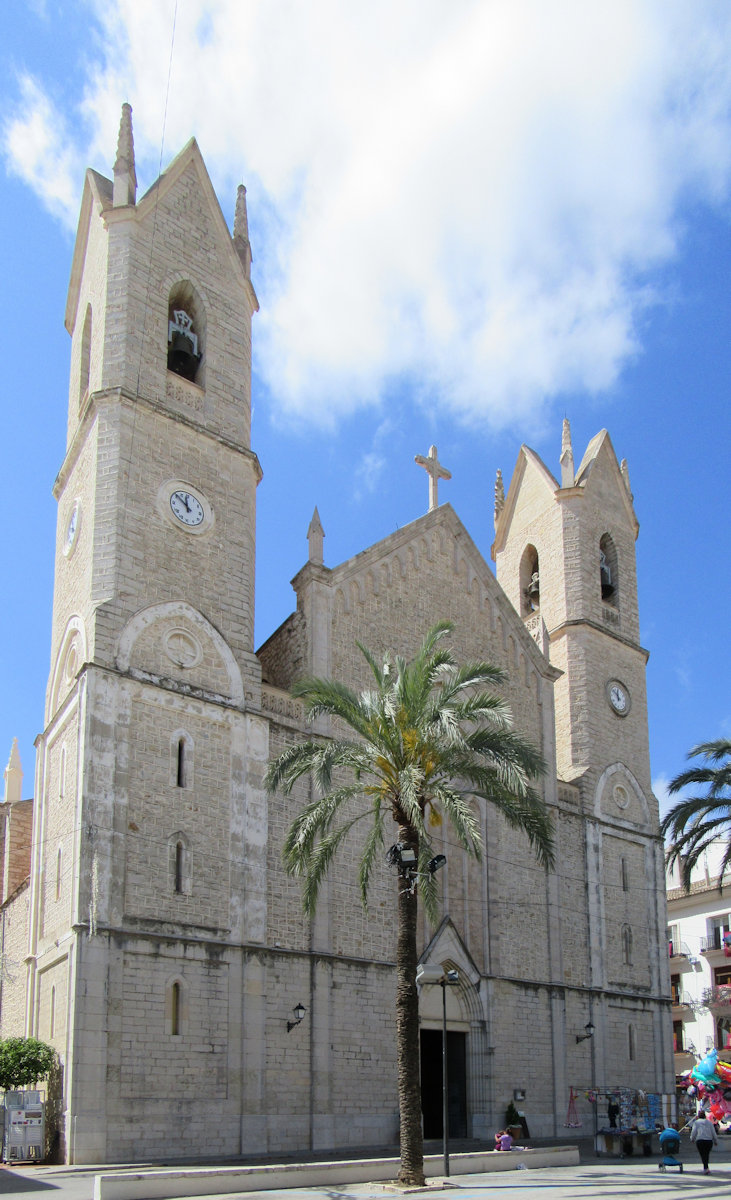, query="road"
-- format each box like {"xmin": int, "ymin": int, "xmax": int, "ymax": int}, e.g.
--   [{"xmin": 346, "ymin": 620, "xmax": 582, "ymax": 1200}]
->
[{"xmin": 1, "ymin": 1162, "xmax": 729, "ymax": 1200}]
